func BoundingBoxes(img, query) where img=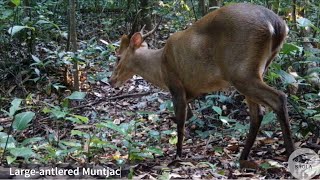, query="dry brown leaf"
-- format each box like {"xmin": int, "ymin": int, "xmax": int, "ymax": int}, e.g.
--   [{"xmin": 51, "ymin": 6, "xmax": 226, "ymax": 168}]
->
[
  {"xmin": 239, "ymin": 160, "xmax": 259, "ymax": 169},
  {"xmin": 226, "ymin": 144, "xmax": 239, "ymax": 152},
  {"xmin": 260, "ymin": 137, "xmax": 277, "ymax": 145}
]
